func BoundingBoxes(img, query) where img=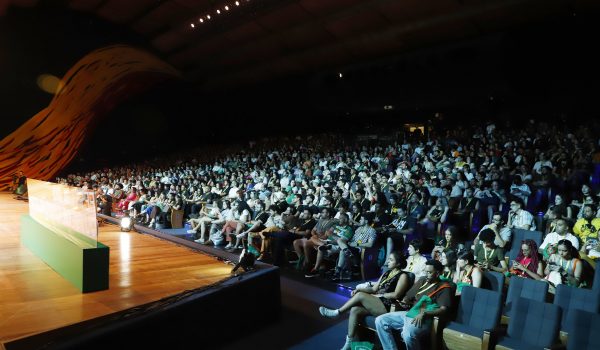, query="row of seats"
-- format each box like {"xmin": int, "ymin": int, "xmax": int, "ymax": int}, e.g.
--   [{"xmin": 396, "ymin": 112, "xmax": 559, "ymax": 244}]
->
[
  {"xmin": 444, "ymin": 283, "xmax": 600, "ymax": 350},
  {"xmin": 361, "ymin": 268, "xmax": 600, "ymax": 349}
]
